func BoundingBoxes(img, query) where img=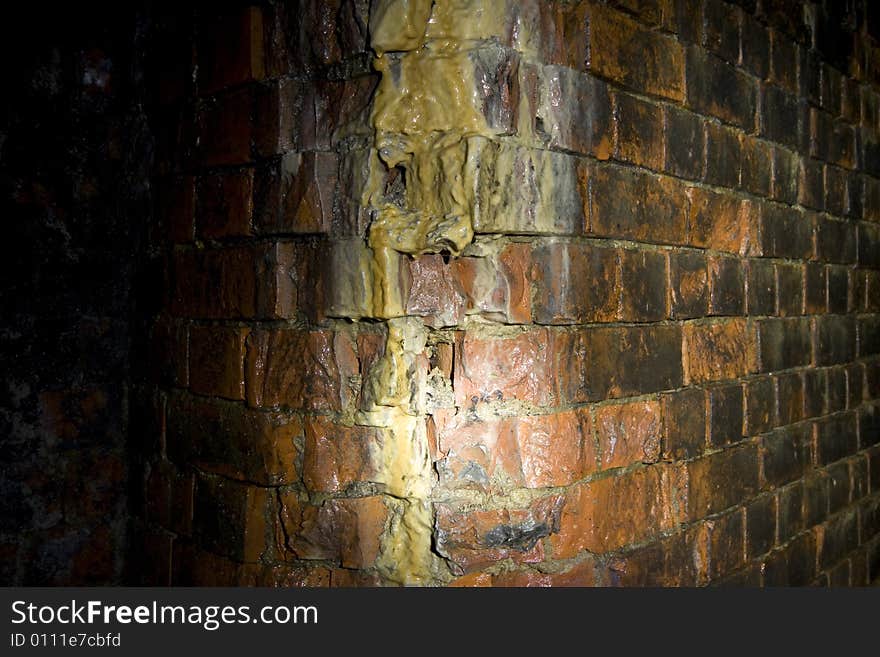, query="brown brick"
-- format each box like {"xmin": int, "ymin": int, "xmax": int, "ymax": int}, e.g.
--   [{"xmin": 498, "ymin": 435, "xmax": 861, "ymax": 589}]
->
[
  {"xmin": 777, "ymin": 372, "xmax": 805, "ymax": 426},
  {"xmin": 302, "ymin": 418, "xmax": 383, "ymax": 493},
  {"xmin": 816, "ymin": 412, "xmax": 859, "ymax": 466},
  {"xmin": 589, "ymin": 324, "xmax": 684, "ymax": 399},
  {"xmin": 699, "ymin": 508, "xmax": 746, "ymax": 581},
  {"xmin": 591, "ymin": 165, "xmax": 688, "ymax": 245},
  {"xmin": 610, "ymin": 531, "xmax": 698, "ymax": 586},
  {"xmin": 747, "ymin": 259, "xmax": 776, "ymax": 316},
  {"xmin": 763, "ymin": 531, "xmax": 816, "ymax": 586},
  {"xmin": 708, "ymin": 383, "xmax": 744, "ymax": 447},
  {"xmin": 687, "ymin": 189, "xmax": 758, "ymax": 256},
  {"xmin": 740, "ymin": 135, "xmax": 772, "ymax": 196},
  {"xmin": 683, "ymin": 318, "xmax": 756, "ymax": 384},
  {"xmin": 246, "ymin": 328, "xmax": 356, "ymax": 412},
  {"xmin": 815, "ymin": 315, "xmax": 856, "ymax": 366},
  {"xmin": 746, "ymin": 495, "xmax": 776, "ymax": 559},
  {"xmin": 670, "ymin": 251, "xmax": 708, "ymax": 319},
  {"xmin": 745, "ymin": 376, "xmax": 775, "ymax": 435},
  {"xmin": 197, "ymin": 7, "xmax": 265, "ymax": 95},
  {"xmin": 171, "ymin": 246, "xmax": 257, "ymax": 319},
  {"xmin": 771, "ymin": 146, "xmax": 799, "ymax": 205},
  {"xmin": 776, "ymin": 263, "xmax": 805, "ymax": 317},
  {"xmin": 665, "ymin": 105, "xmax": 705, "ymax": 180},
  {"xmin": 198, "ymin": 87, "xmax": 253, "ymax": 166},
  {"xmin": 454, "ymin": 329, "xmax": 553, "ymax": 407},
  {"xmin": 705, "ymin": 122, "xmax": 742, "ymax": 188},
  {"xmin": 760, "ymin": 204, "xmax": 813, "ymax": 260},
  {"xmin": 757, "ymin": 317, "xmax": 812, "ymax": 372},
  {"xmin": 615, "ymin": 91, "xmax": 664, "ymax": 170},
  {"xmin": 194, "ymin": 475, "xmax": 270, "ymax": 562},
  {"xmin": 438, "ymin": 410, "xmax": 595, "ymax": 489},
  {"xmin": 619, "ymin": 249, "xmax": 667, "ymax": 321},
  {"xmin": 761, "ymin": 423, "xmax": 812, "ymax": 487},
  {"xmin": 595, "ymin": 400, "xmax": 662, "ymax": 470},
  {"xmin": 661, "ymin": 388, "xmax": 706, "ymax": 460},
  {"xmin": 552, "ymin": 465, "xmax": 681, "ymax": 556},
  {"xmin": 188, "ymin": 326, "xmax": 248, "ymax": 400},
  {"xmin": 281, "ymin": 494, "xmax": 388, "ymax": 569},
  {"xmin": 166, "ymin": 393, "xmax": 299, "ymax": 486},
  {"xmin": 435, "ymin": 496, "xmax": 563, "ymax": 573},
  {"xmin": 686, "ymin": 444, "xmax": 760, "ymax": 519},
  {"xmin": 196, "ymin": 169, "xmax": 254, "ymax": 239},
  {"xmin": 687, "ymin": 47, "xmax": 756, "ymax": 130},
  {"xmin": 708, "ymin": 256, "xmax": 744, "ymax": 316},
  {"xmin": 531, "ymin": 242, "xmax": 619, "ymax": 324},
  {"xmin": 589, "ymin": 5, "xmax": 685, "ymax": 101}
]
